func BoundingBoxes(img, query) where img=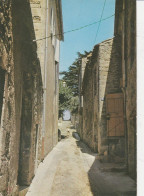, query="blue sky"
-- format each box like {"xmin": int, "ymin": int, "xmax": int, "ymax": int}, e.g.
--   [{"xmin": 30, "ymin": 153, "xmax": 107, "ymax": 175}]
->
[{"xmin": 60, "ymin": 0, "xmax": 116, "ymax": 73}]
